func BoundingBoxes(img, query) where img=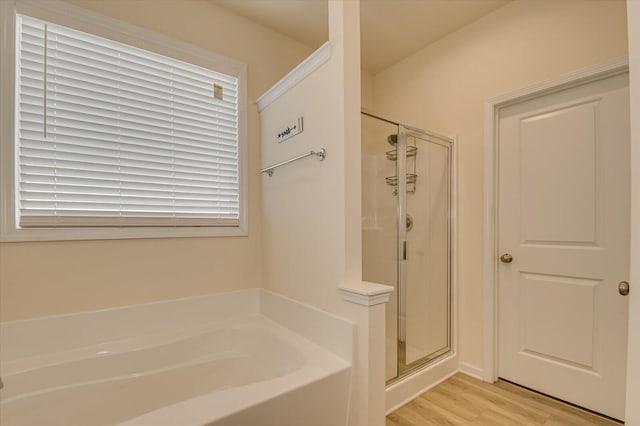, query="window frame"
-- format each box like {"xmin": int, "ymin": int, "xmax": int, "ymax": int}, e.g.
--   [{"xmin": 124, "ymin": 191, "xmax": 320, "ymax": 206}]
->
[{"xmin": 0, "ymin": 0, "xmax": 248, "ymax": 242}]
